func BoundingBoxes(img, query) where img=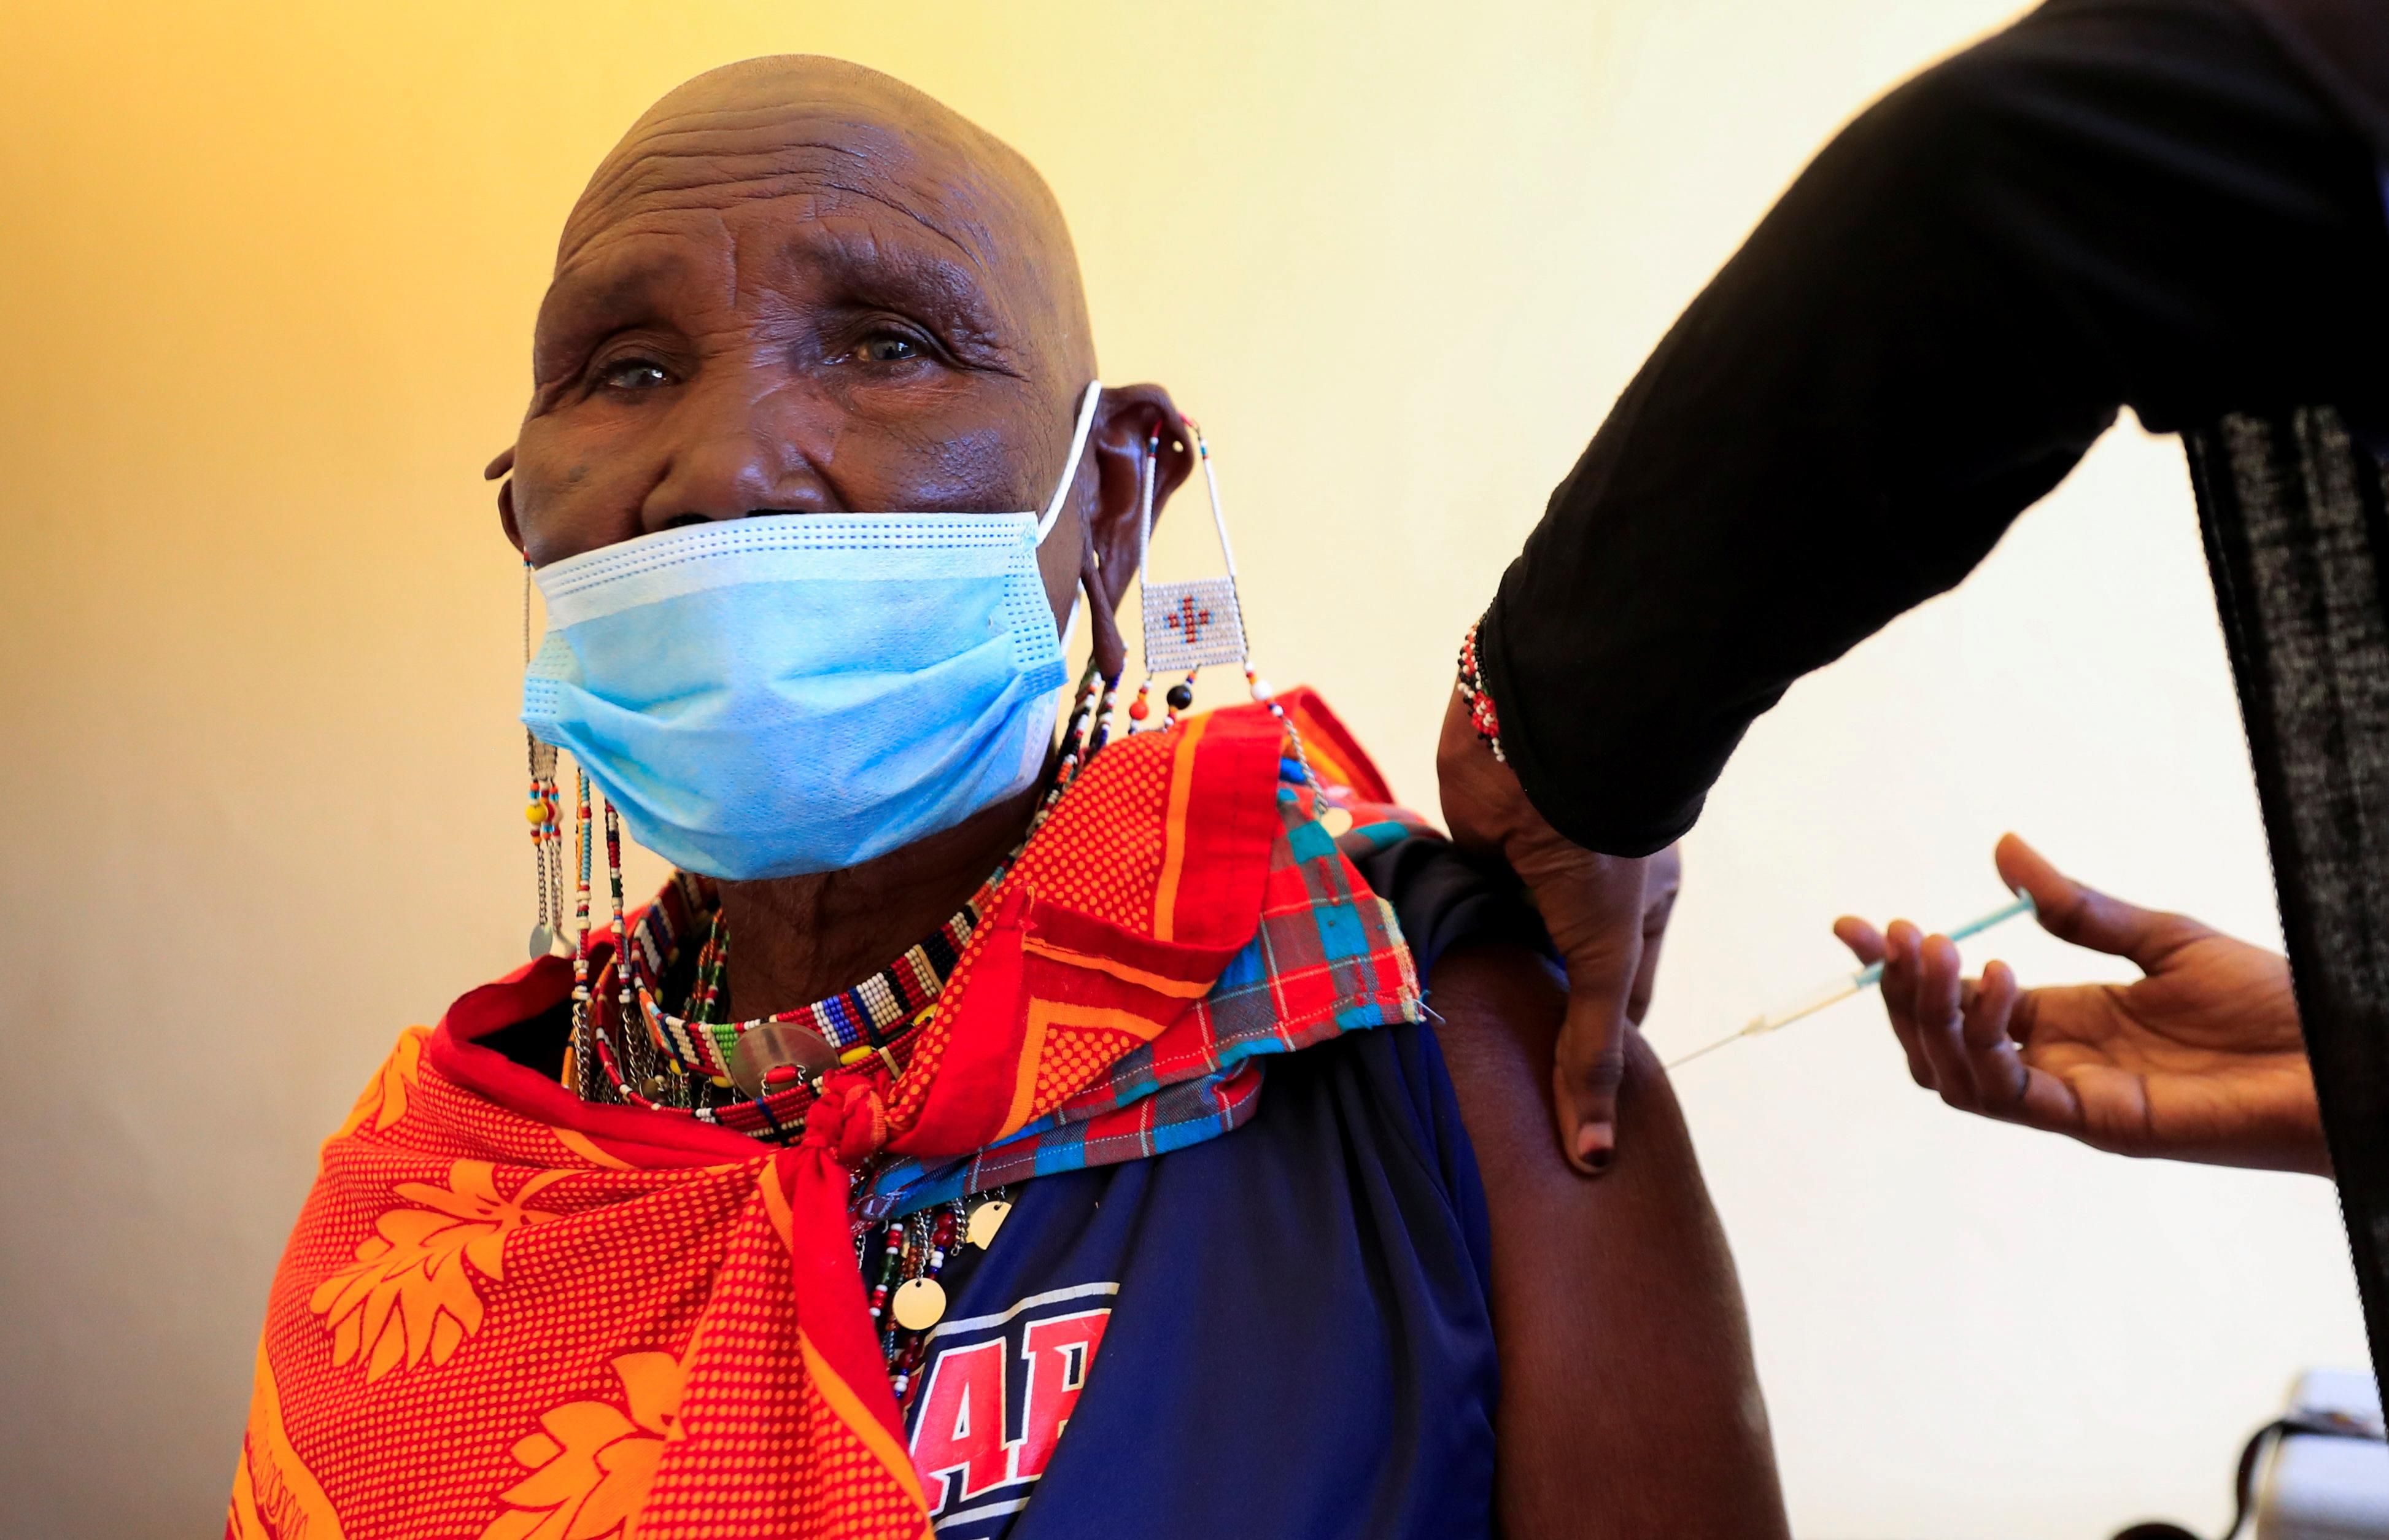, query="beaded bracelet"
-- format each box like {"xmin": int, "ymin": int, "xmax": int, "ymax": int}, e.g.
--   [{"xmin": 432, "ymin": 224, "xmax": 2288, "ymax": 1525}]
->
[{"xmin": 1455, "ymin": 617, "xmax": 1506, "ymax": 764}]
